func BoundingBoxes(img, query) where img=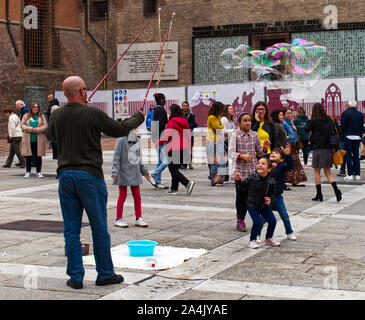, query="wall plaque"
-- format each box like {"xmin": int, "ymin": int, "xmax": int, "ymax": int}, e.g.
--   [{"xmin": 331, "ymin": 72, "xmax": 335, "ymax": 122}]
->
[{"xmin": 117, "ymin": 41, "xmax": 178, "ymax": 81}]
